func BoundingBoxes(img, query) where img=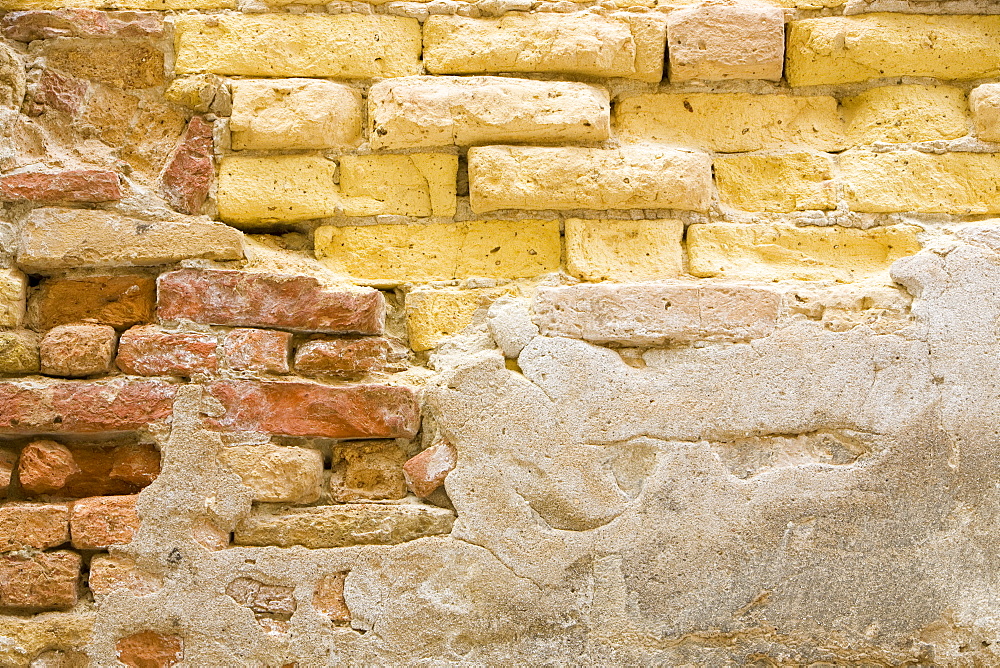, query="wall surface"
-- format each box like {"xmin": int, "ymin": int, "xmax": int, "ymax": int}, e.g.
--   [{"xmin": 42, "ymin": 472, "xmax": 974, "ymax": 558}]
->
[{"xmin": 0, "ymin": 0, "xmax": 999, "ymax": 664}]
